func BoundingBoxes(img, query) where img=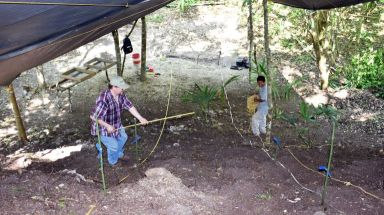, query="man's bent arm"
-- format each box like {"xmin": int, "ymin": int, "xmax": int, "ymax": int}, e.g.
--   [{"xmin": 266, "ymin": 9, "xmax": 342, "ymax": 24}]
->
[
  {"xmin": 90, "ymin": 116, "xmax": 115, "ymax": 133},
  {"xmin": 128, "ymin": 106, "xmax": 148, "ymax": 124}
]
